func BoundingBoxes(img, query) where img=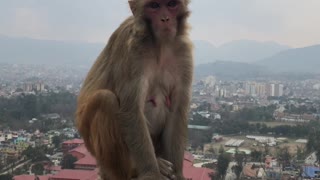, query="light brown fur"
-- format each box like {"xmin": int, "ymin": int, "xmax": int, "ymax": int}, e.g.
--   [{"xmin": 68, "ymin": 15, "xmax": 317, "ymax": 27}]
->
[{"xmin": 76, "ymin": 0, "xmax": 193, "ymax": 179}]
